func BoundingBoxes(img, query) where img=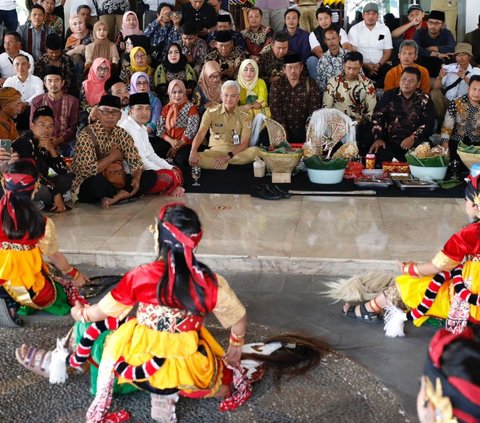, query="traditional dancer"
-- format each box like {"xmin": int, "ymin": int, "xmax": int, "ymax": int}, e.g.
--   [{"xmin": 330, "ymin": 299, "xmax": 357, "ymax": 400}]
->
[
  {"xmin": 16, "ymin": 203, "xmax": 329, "ymax": 422},
  {"xmin": 0, "ymin": 159, "xmax": 88, "ymax": 327},
  {"xmin": 341, "ymin": 174, "xmax": 480, "ymax": 337}
]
